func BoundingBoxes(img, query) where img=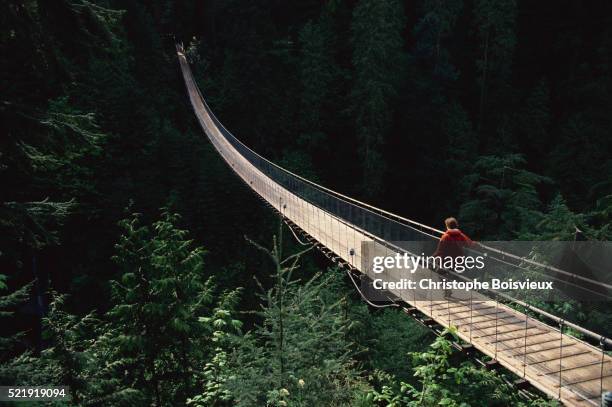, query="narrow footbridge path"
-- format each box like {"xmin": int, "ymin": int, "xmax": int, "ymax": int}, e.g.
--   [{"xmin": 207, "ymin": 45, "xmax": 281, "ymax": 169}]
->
[{"xmin": 176, "ymin": 45, "xmax": 611, "ymax": 406}]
